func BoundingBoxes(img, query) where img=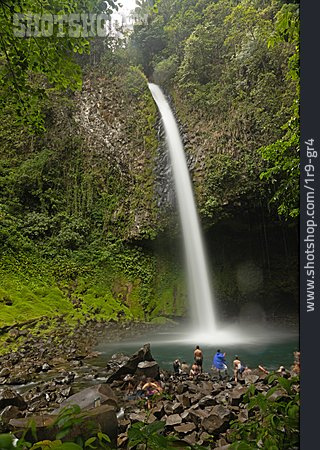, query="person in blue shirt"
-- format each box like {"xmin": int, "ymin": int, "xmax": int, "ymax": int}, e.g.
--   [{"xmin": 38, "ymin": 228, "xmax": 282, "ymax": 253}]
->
[{"xmin": 212, "ymin": 349, "xmax": 228, "ymax": 379}]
